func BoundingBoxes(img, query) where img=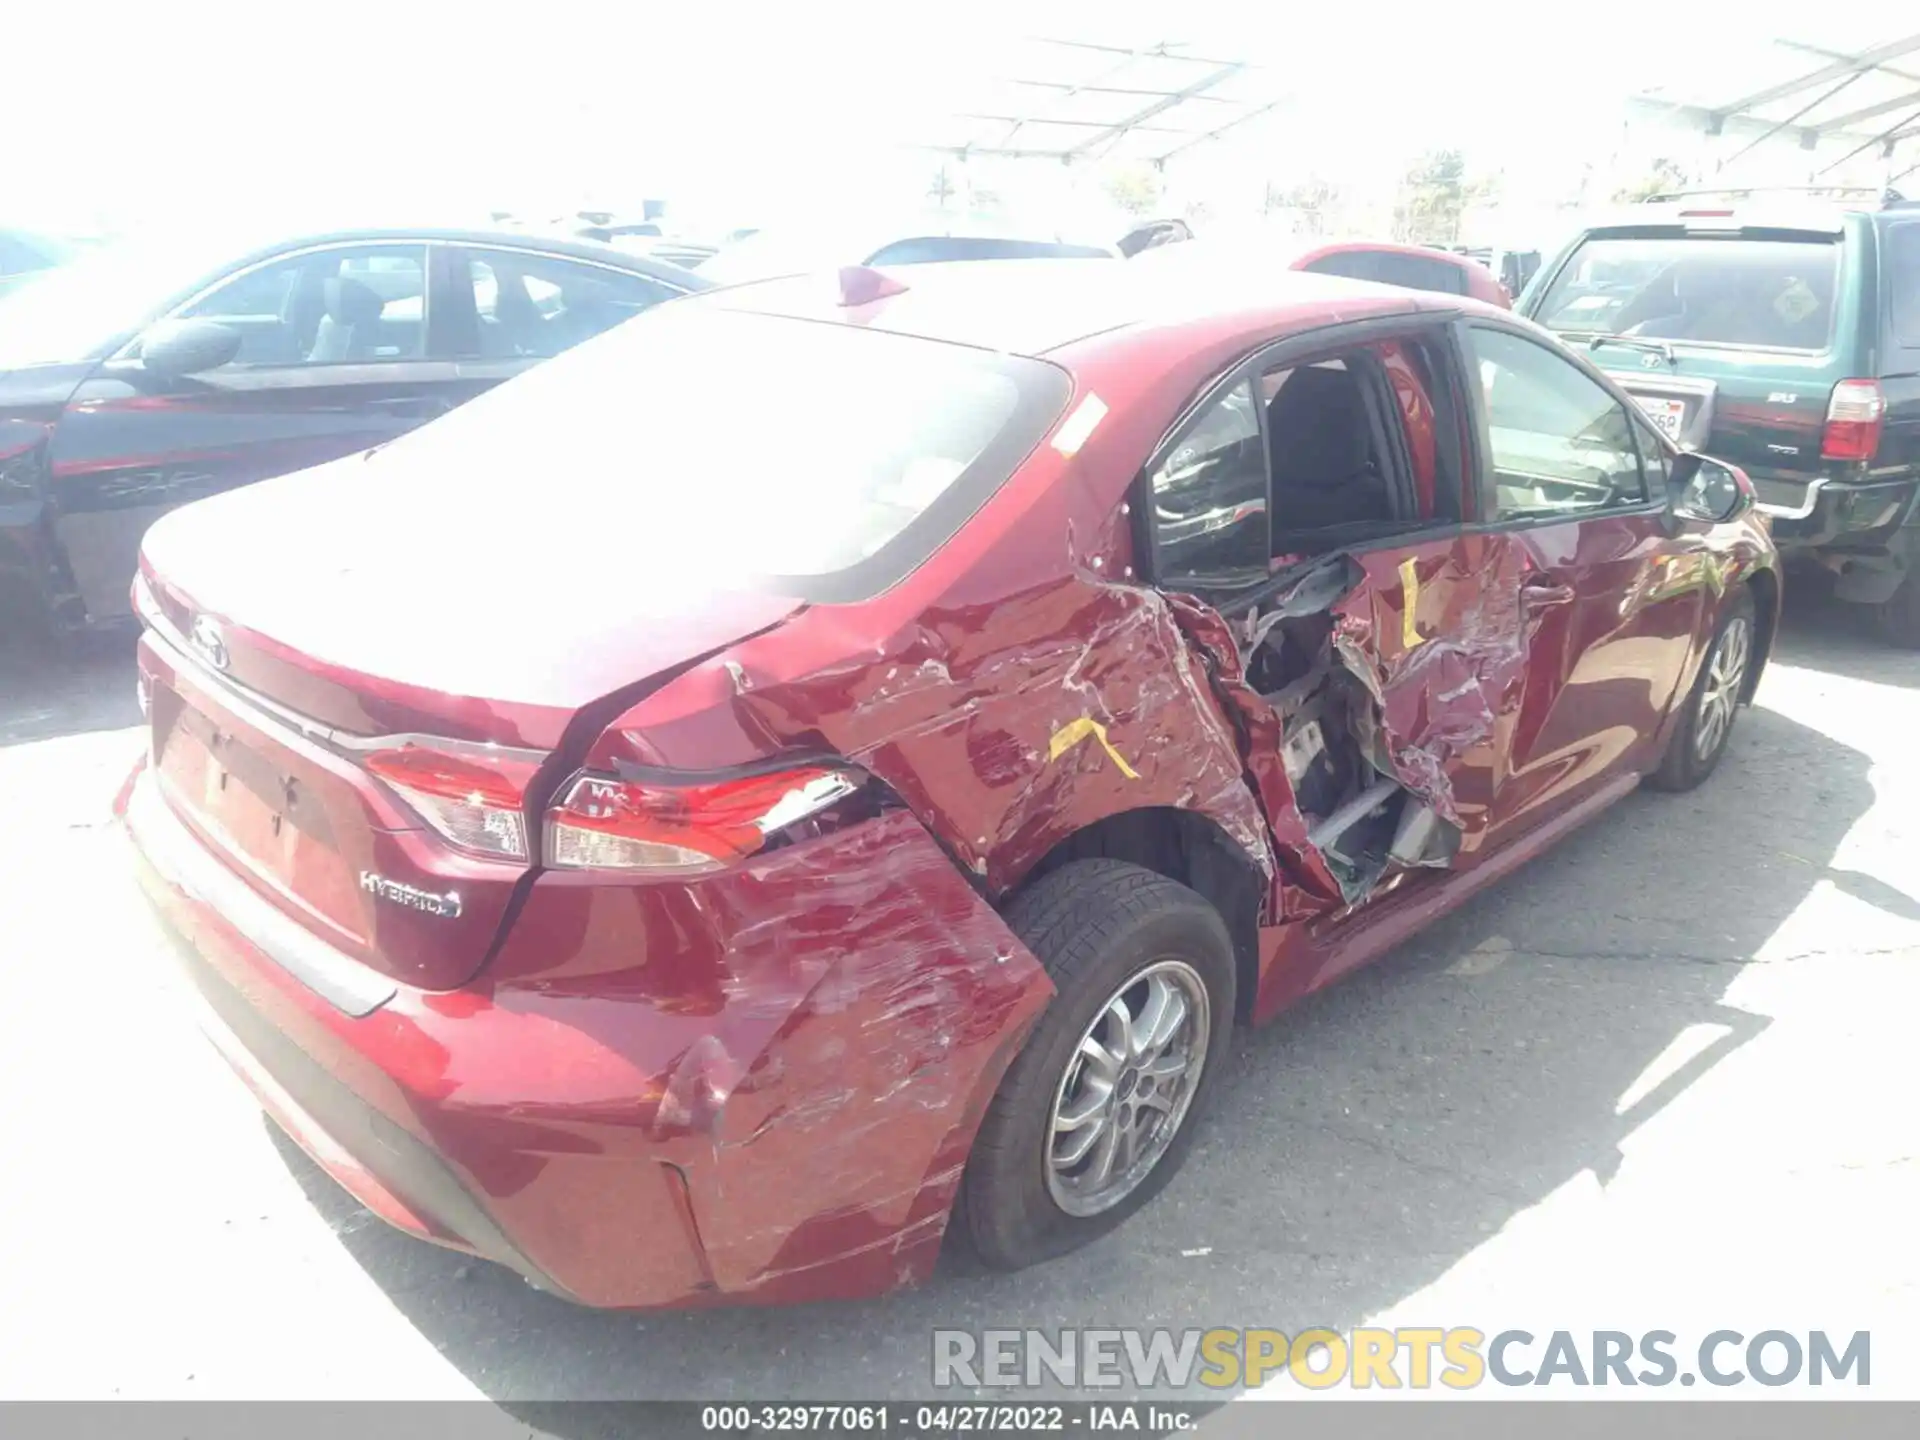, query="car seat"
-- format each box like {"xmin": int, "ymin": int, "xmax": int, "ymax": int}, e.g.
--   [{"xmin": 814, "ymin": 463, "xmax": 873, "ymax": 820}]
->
[
  {"xmin": 1266, "ymin": 366, "xmax": 1393, "ymax": 537},
  {"xmin": 489, "ymin": 269, "xmax": 547, "ymax": 355},
  {"xmin": 306, "ymin": 276, "xmax": 387, "ymax": 362}
]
